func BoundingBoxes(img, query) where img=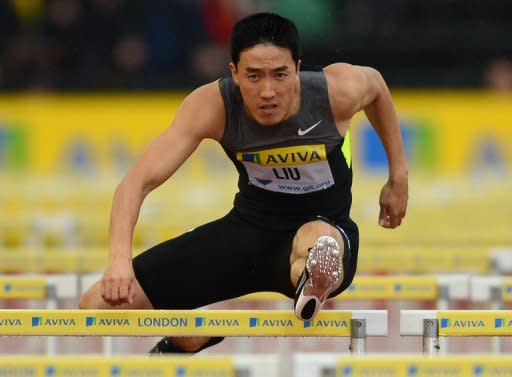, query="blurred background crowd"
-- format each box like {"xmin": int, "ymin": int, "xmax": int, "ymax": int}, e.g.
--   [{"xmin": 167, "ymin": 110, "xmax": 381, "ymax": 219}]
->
[{"xmin": 0, "ymin": 0, "xmax": 511, "ymax": 91}]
